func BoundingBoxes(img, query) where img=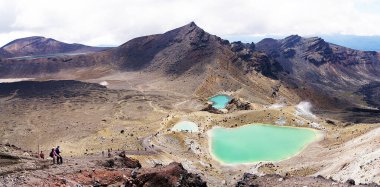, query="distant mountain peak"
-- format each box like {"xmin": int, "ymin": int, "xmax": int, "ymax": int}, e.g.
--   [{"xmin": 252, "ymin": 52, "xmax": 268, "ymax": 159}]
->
[
  {"xmin": 179, "ymin": 21, "xmax": 199, "ymax": 30},
  {"xmin": 0, "ymin": 36, "xmax": 107, "ymax": 58},
  {"xmin": 282, "ymin": 34, "xmax": 302, "ymax": 45},
  {"xmin": 284, "ymin": 34, "xmax": 301, "ymax": 40},
  {"xmin": 188, "ymin": 21, "xmax": 197, "ymax": 27},
  {"xmin": 173, "ymin": 21, "xmax": 204, "ymax": 35}
]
